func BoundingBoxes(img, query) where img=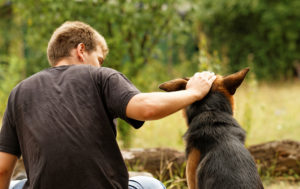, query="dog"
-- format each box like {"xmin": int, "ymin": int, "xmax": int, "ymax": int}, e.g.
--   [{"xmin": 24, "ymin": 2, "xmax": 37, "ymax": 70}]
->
[{"xmin": 159, "ymin": 68, "xmax": 264, "ymax": 189}]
